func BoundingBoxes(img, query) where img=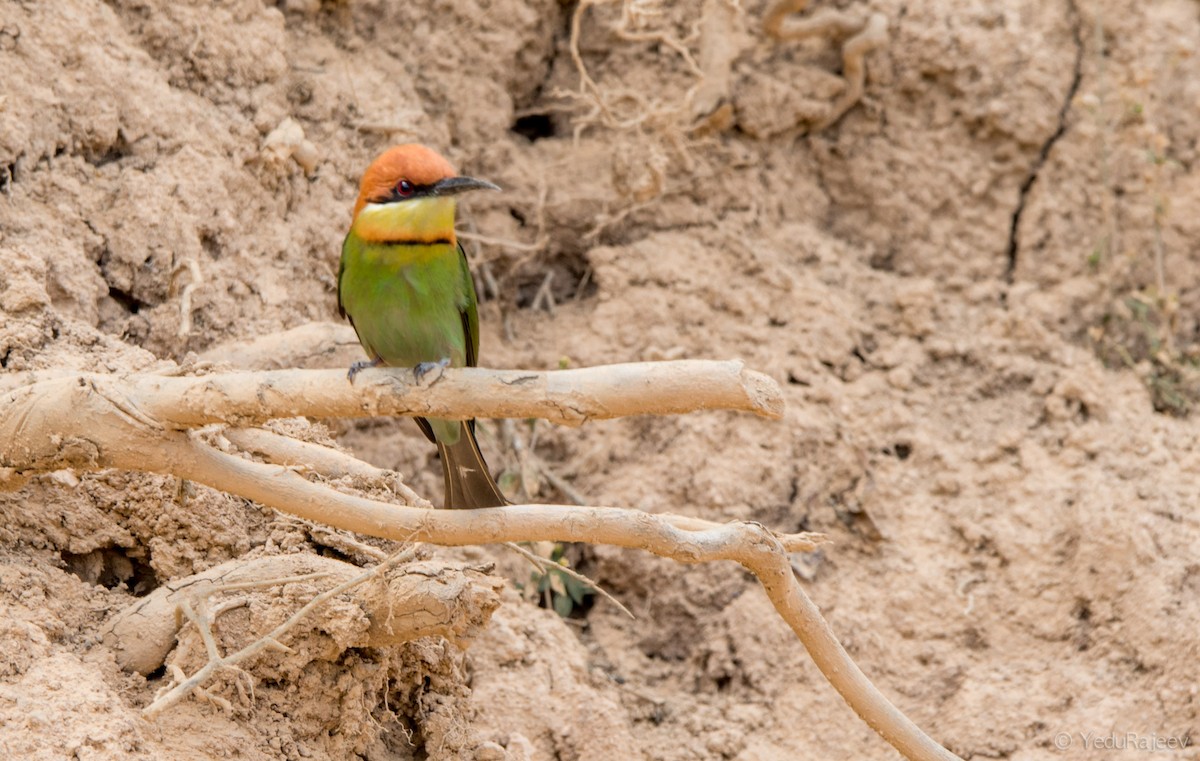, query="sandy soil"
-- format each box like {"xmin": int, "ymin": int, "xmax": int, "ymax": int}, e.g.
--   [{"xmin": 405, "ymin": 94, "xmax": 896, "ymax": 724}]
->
[{"xmin": 2, "ymin": 0, "xmax": 1199, "ymax": 759}]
